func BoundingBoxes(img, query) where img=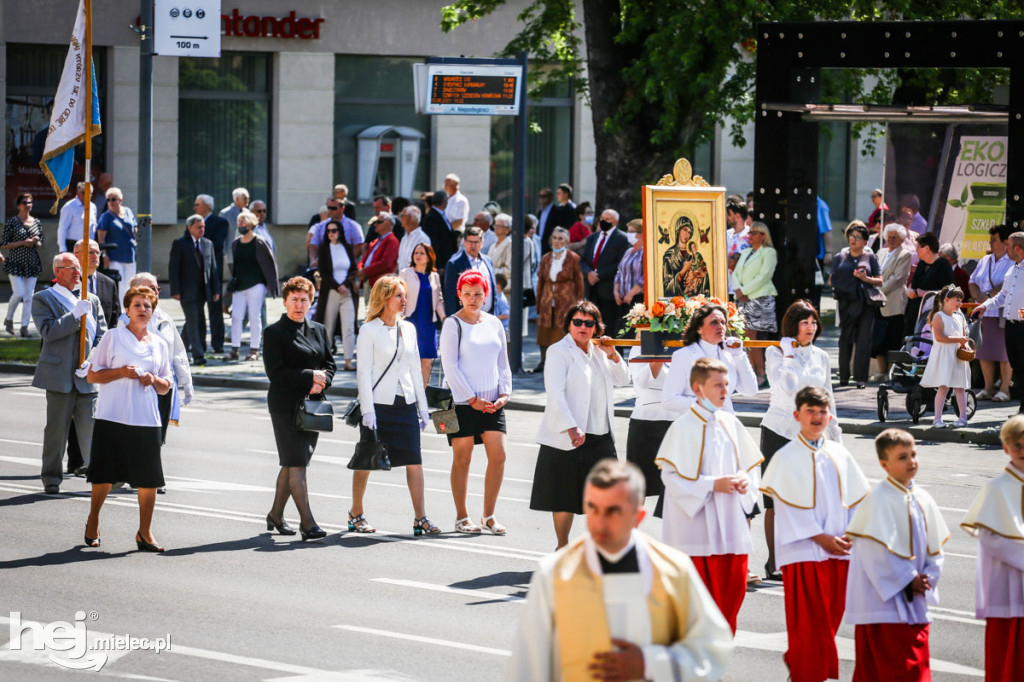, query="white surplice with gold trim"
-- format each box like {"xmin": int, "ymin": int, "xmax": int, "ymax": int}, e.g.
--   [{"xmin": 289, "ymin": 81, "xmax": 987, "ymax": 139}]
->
[
  {"xmin": 655, "ymin": 405, "xmax": 764, "ymax": 556},
  {"xmin": 506, "ymin": 531, "xmax": 733, "ymax": 682},
  {"xmin": 961, "ymin": 465, "xmax": 1024, "ymax": 618},
  {"xmin": 844, "ymin": 478, "xmax": 949, "ymax": 624},
  {"xmin": 759, "ymin": 435, "xmax": 871, "ymax": 568}
]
